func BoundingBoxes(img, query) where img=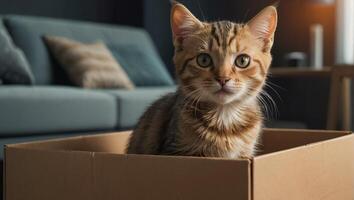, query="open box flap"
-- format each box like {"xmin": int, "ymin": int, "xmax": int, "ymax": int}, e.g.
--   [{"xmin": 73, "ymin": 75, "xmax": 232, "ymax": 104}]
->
[
  {"xmin": 7, "ymin": 129, "xmax": 350, "ymax": 156},
  {"xmin": 5, "ymin": 131, "xmax": 132, "ymax": 154},
  {"xmin": 259, "ymin": 128, "xmax": 352, "ymax": 155},
  {"xmin": 253, "ymin": 134, "xmax": 354, "ymax": 200}
]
